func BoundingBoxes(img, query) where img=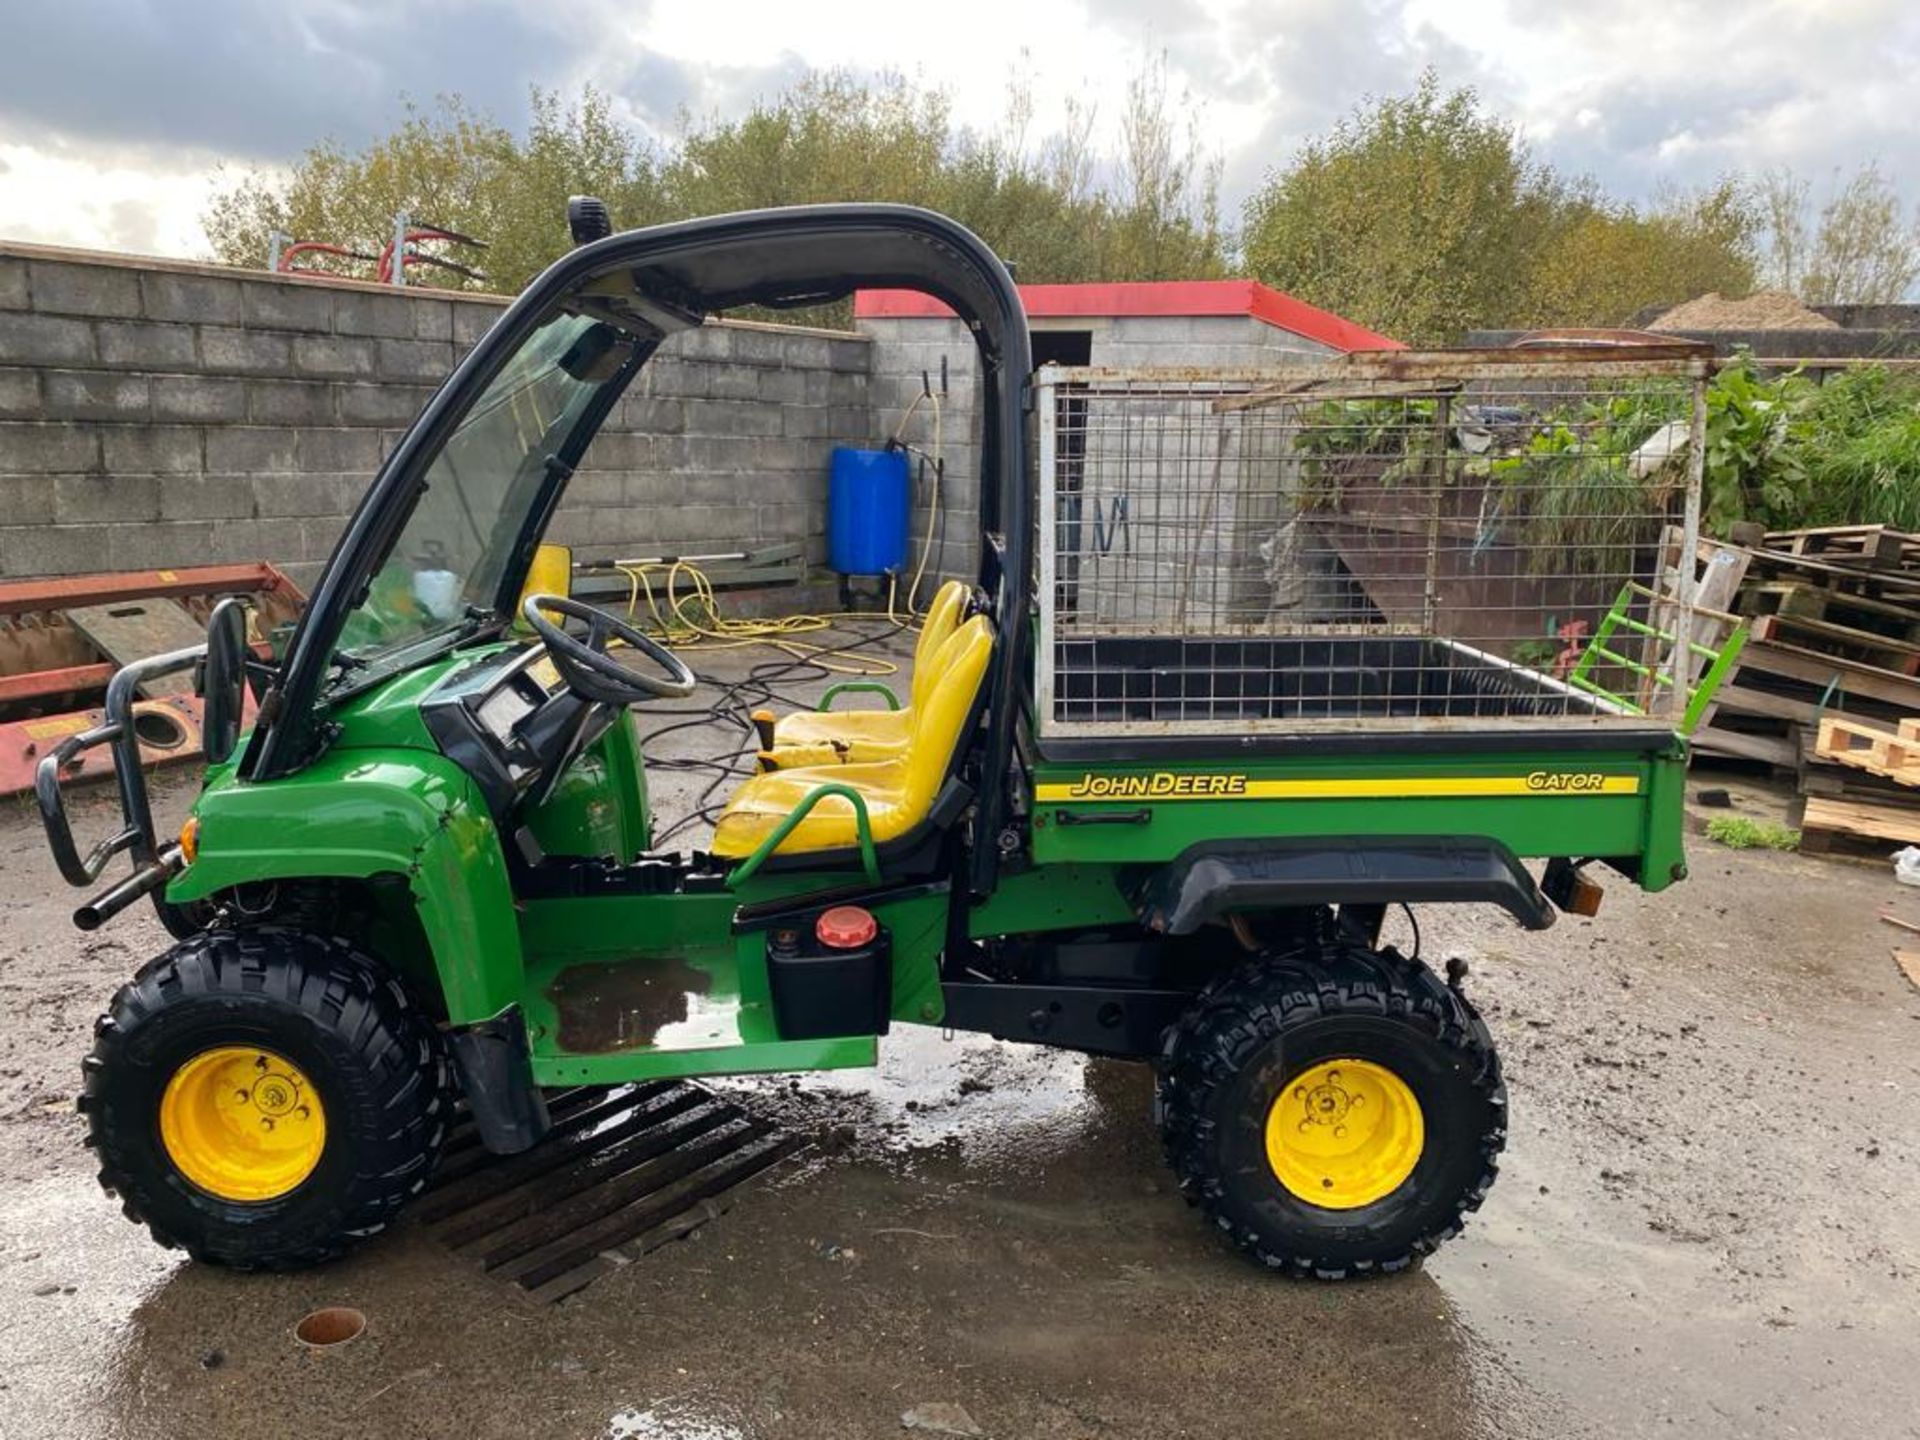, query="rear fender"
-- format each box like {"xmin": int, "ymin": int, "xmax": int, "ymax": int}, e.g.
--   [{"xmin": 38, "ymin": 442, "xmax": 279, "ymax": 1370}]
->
[
  {"xmin": 167, "ymin": 749, "xmax": 523, "ymax": 1024},
  {"xmin": 1138, "ymin": 836, "xmax": 1557, "ymax": 935}
]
